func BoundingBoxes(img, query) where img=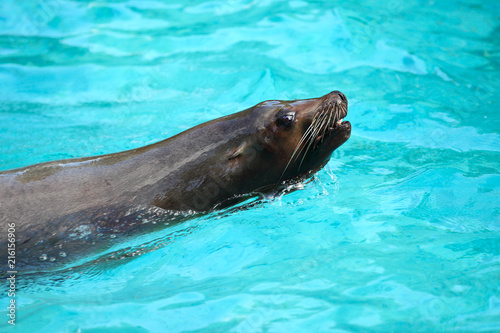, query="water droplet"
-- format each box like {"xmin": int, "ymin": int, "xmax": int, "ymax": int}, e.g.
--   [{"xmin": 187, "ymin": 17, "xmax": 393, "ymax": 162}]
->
[
  {"xmin": 39, "ymin": 254, "xmax": 47, "ymax": 261},
  {"xmin": 59, "ymin": 251, "xmax": 66, "ymax": 257},
  {"xmin": 110, "ymin": 234, "xmax": 116, "ymax": 239},
  {"xmin": 49, "ymin": 257, "xmax": 56, "ymax": 262}
]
